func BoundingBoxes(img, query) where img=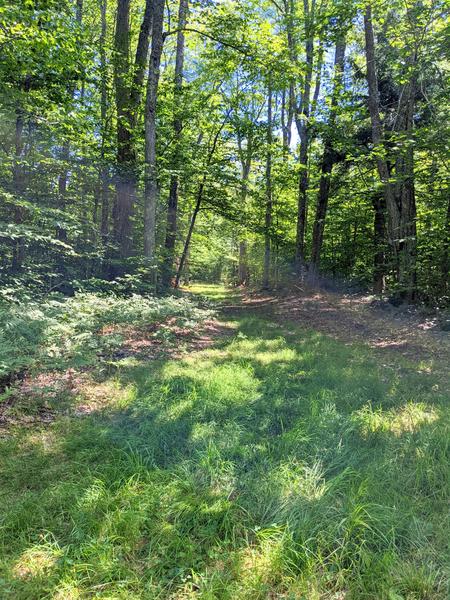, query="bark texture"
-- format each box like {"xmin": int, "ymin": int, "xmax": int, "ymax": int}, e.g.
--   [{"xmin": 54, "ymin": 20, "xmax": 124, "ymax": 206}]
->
[
  {"xmin": 143, "ymin": 0, "xmax": 165, "ymax": 261},
  {"xmin": 112, "ymin": 0, "xmax": 153, "ymax": 270},
  {"xmin": 364, "ymin": 4, "xmax": 417, "ymax": 301}
]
